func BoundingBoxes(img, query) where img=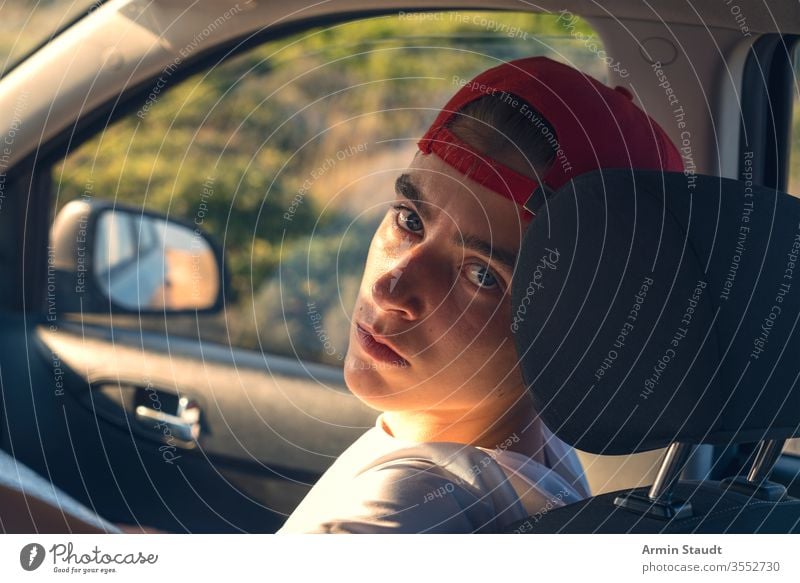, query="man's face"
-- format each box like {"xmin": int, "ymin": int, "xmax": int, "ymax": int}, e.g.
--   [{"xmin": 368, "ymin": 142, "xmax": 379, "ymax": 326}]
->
[{"xmin": 344, "ymin": 152, "xmax": 531, "ymax": 418}]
